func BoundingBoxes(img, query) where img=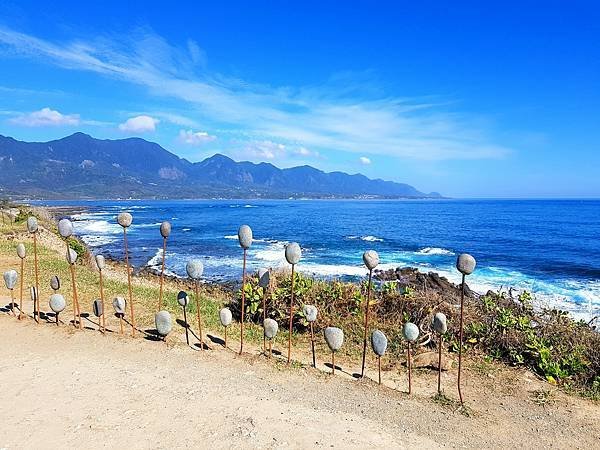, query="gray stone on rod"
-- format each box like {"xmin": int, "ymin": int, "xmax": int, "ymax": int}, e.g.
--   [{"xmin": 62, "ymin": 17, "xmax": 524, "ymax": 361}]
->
[
  {"xmin": 324, "ymin": 327, "xmax": 344, "ymax": 352},
  {"xmin": 219, "ymin": 307, "xmax": 232, "ymax": 327},
  {"xmin": 3, "ymin": 270, "xmax": 17, "ymax": 290},
  {"xmin": 177, "ymin": 290, "xmax": 189, "ymax": 308},
  {"xmin": 285, "ymin": 242, "xmax": 301, "ymax": 265},
  {"xmin": 362, "ymin": 250, "xmax": 380, "ymax": 270},
  {"xmin": 237, "ymin": 224, "xmax": 253, "ymax": 250},
  {"xmin": 117, "ymin": 212, "xmax": 133, "ymax": 228},
  {"xmin": 92, "ymin": 299, "xmax": 103, "ymax": 317},
  {"xmin": 155, "ymin": 310, "xmax": 173, "ymax": 337},
  {"xmin": 263, "ymin": 318, "xmax": 278, "ymax": 339},
  {"xmin": 432, "ymin": 312, "xmax": 448, "ymax": 334},
  {"xmin": 113, "ymin": 296, "xmax": 126, "ymax": 315},
  {"xmin": 257, "ymin": 268, "xmax": 270, "ymax": 288},
  {"xmin": 371, "ymin": 329, "xmax": 388, "ymax": 356},
  {"xmin": 403, "ymin": 322, "xmax": 420, "ymax": 342},
  {"xmin": 27, "ymin": 216, "xmax": 38, "ymax": 233},
  {"xmin": 58, "ymin": 218, "xmax": 73, "ymax": 238},
  {"xmin": 456, "ymin": 253, "xmax": 476, "ymax": 275},
  {"xmin": 303, "ymin": 304, "xmax": 318, "ymax": 323},
  {"xmin": 95, "ymin": 254, "xmax": 106, "ymax": 270},
  {"xmin": 16, "ymin": 243, "xmax": 26, "ymax": 259},
  {"xmin": 50, "ymin": 275, "xmax": 61, "ymax": 291},
  {"xmin": 49, "ymin": 294, "xmax": 66, "ymax": 313},
  {"xmin": 160, "ymin": 221, "xmax": 171, "ymax": 239},
  {"xmin": 66, "ymin": 248, "xmax": 78, "ymax": 265},
  {"xmin": 186, "ymin": 260, "xmax": 204, "ymax": 280}
]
